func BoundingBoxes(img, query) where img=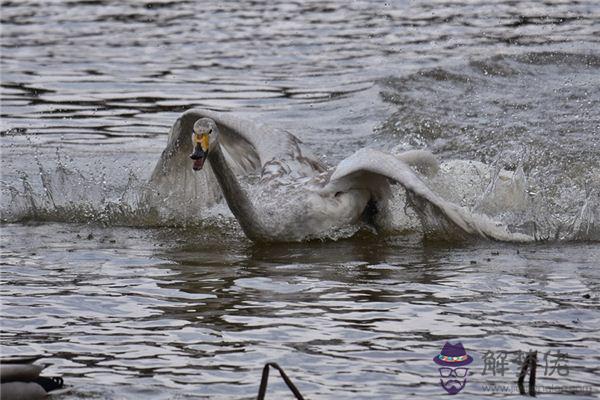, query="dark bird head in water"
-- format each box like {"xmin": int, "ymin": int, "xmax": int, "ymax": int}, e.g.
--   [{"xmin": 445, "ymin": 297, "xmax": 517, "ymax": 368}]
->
[{"xmin": 190, "ymin": 118, "xmax": 218, "ymax": 171}]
